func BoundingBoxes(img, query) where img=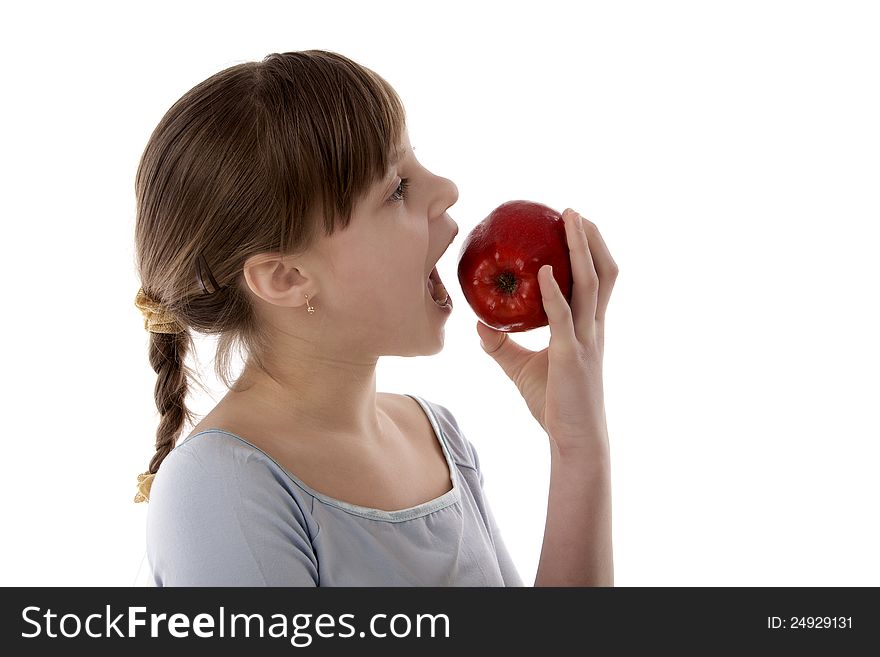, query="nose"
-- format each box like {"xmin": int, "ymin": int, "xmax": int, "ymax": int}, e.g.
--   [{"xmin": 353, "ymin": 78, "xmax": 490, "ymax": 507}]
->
[
  {"xmin": 444, "ymin": 177, "xmax": 460, "ymax": 208},
  {"xmin": 431, "ymin": 175, "xmax": 459, "ymax": 219}
]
